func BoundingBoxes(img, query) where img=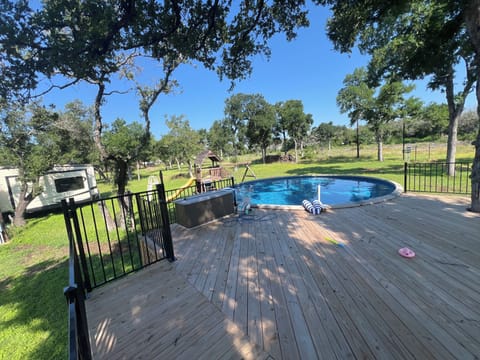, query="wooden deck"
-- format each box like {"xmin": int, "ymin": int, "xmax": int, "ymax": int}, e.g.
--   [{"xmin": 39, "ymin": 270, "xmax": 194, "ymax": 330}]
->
[{"xmin": 86, "ymin": 193, "xmax": 480, "ymax": 359}]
